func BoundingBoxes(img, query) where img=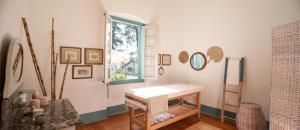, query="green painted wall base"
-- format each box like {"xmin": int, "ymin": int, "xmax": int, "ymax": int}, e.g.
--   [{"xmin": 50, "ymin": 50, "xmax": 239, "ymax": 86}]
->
[
  {"xmin": 80, "ymin": 104, "xmax": 126, "ymax": 124},
  {"xmin": 80, "ymin": 101, "xmax": 269, "ymax": 130},
  {"xmin": 80, "ymin": 110, "xmax": 107, "ymax": 124}
]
